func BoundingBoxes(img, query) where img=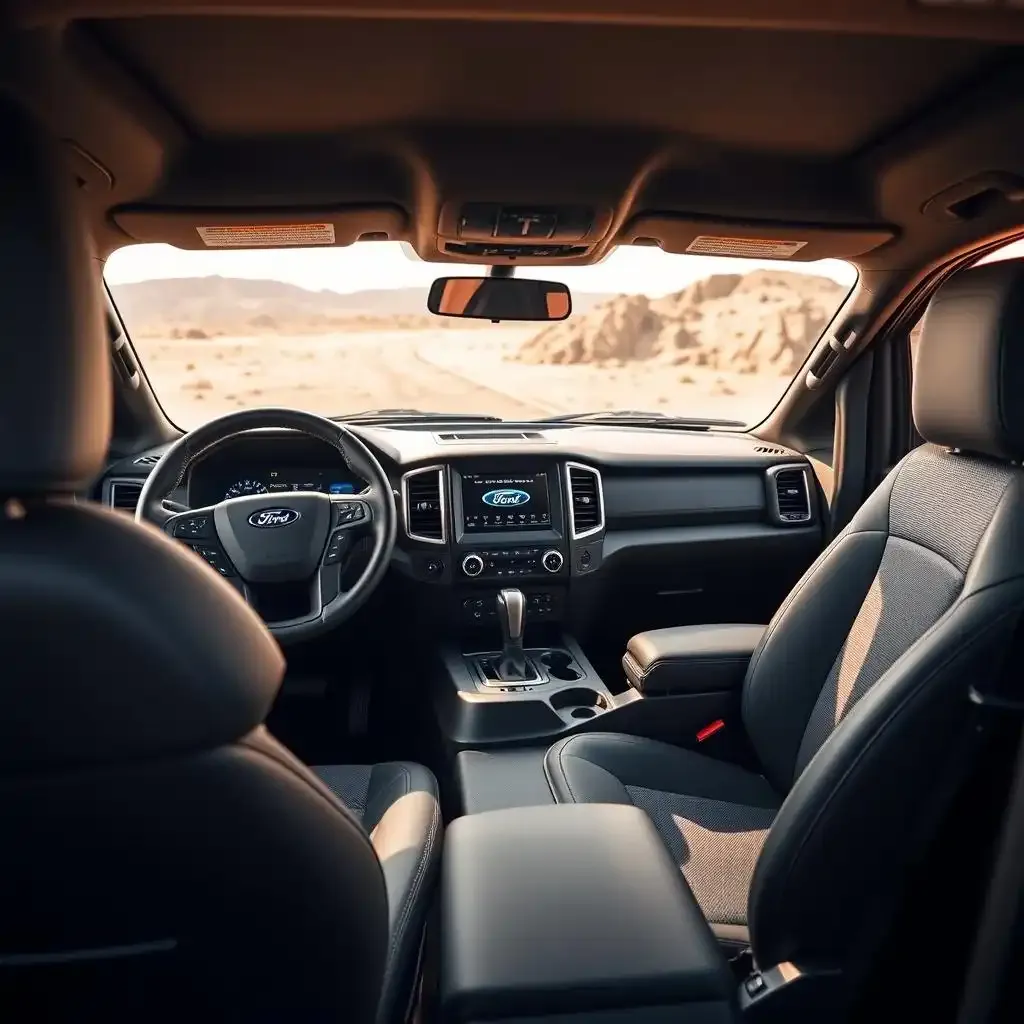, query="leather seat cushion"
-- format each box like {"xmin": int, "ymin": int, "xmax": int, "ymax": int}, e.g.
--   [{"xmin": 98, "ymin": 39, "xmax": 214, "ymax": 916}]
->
[
  {"xmin": 315, "ymin": 762, "xmax": 442, "ymax": 1022},
  {"xmin": 545, "ymin": 734, "xmax": 780, "ymax": 935}
]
